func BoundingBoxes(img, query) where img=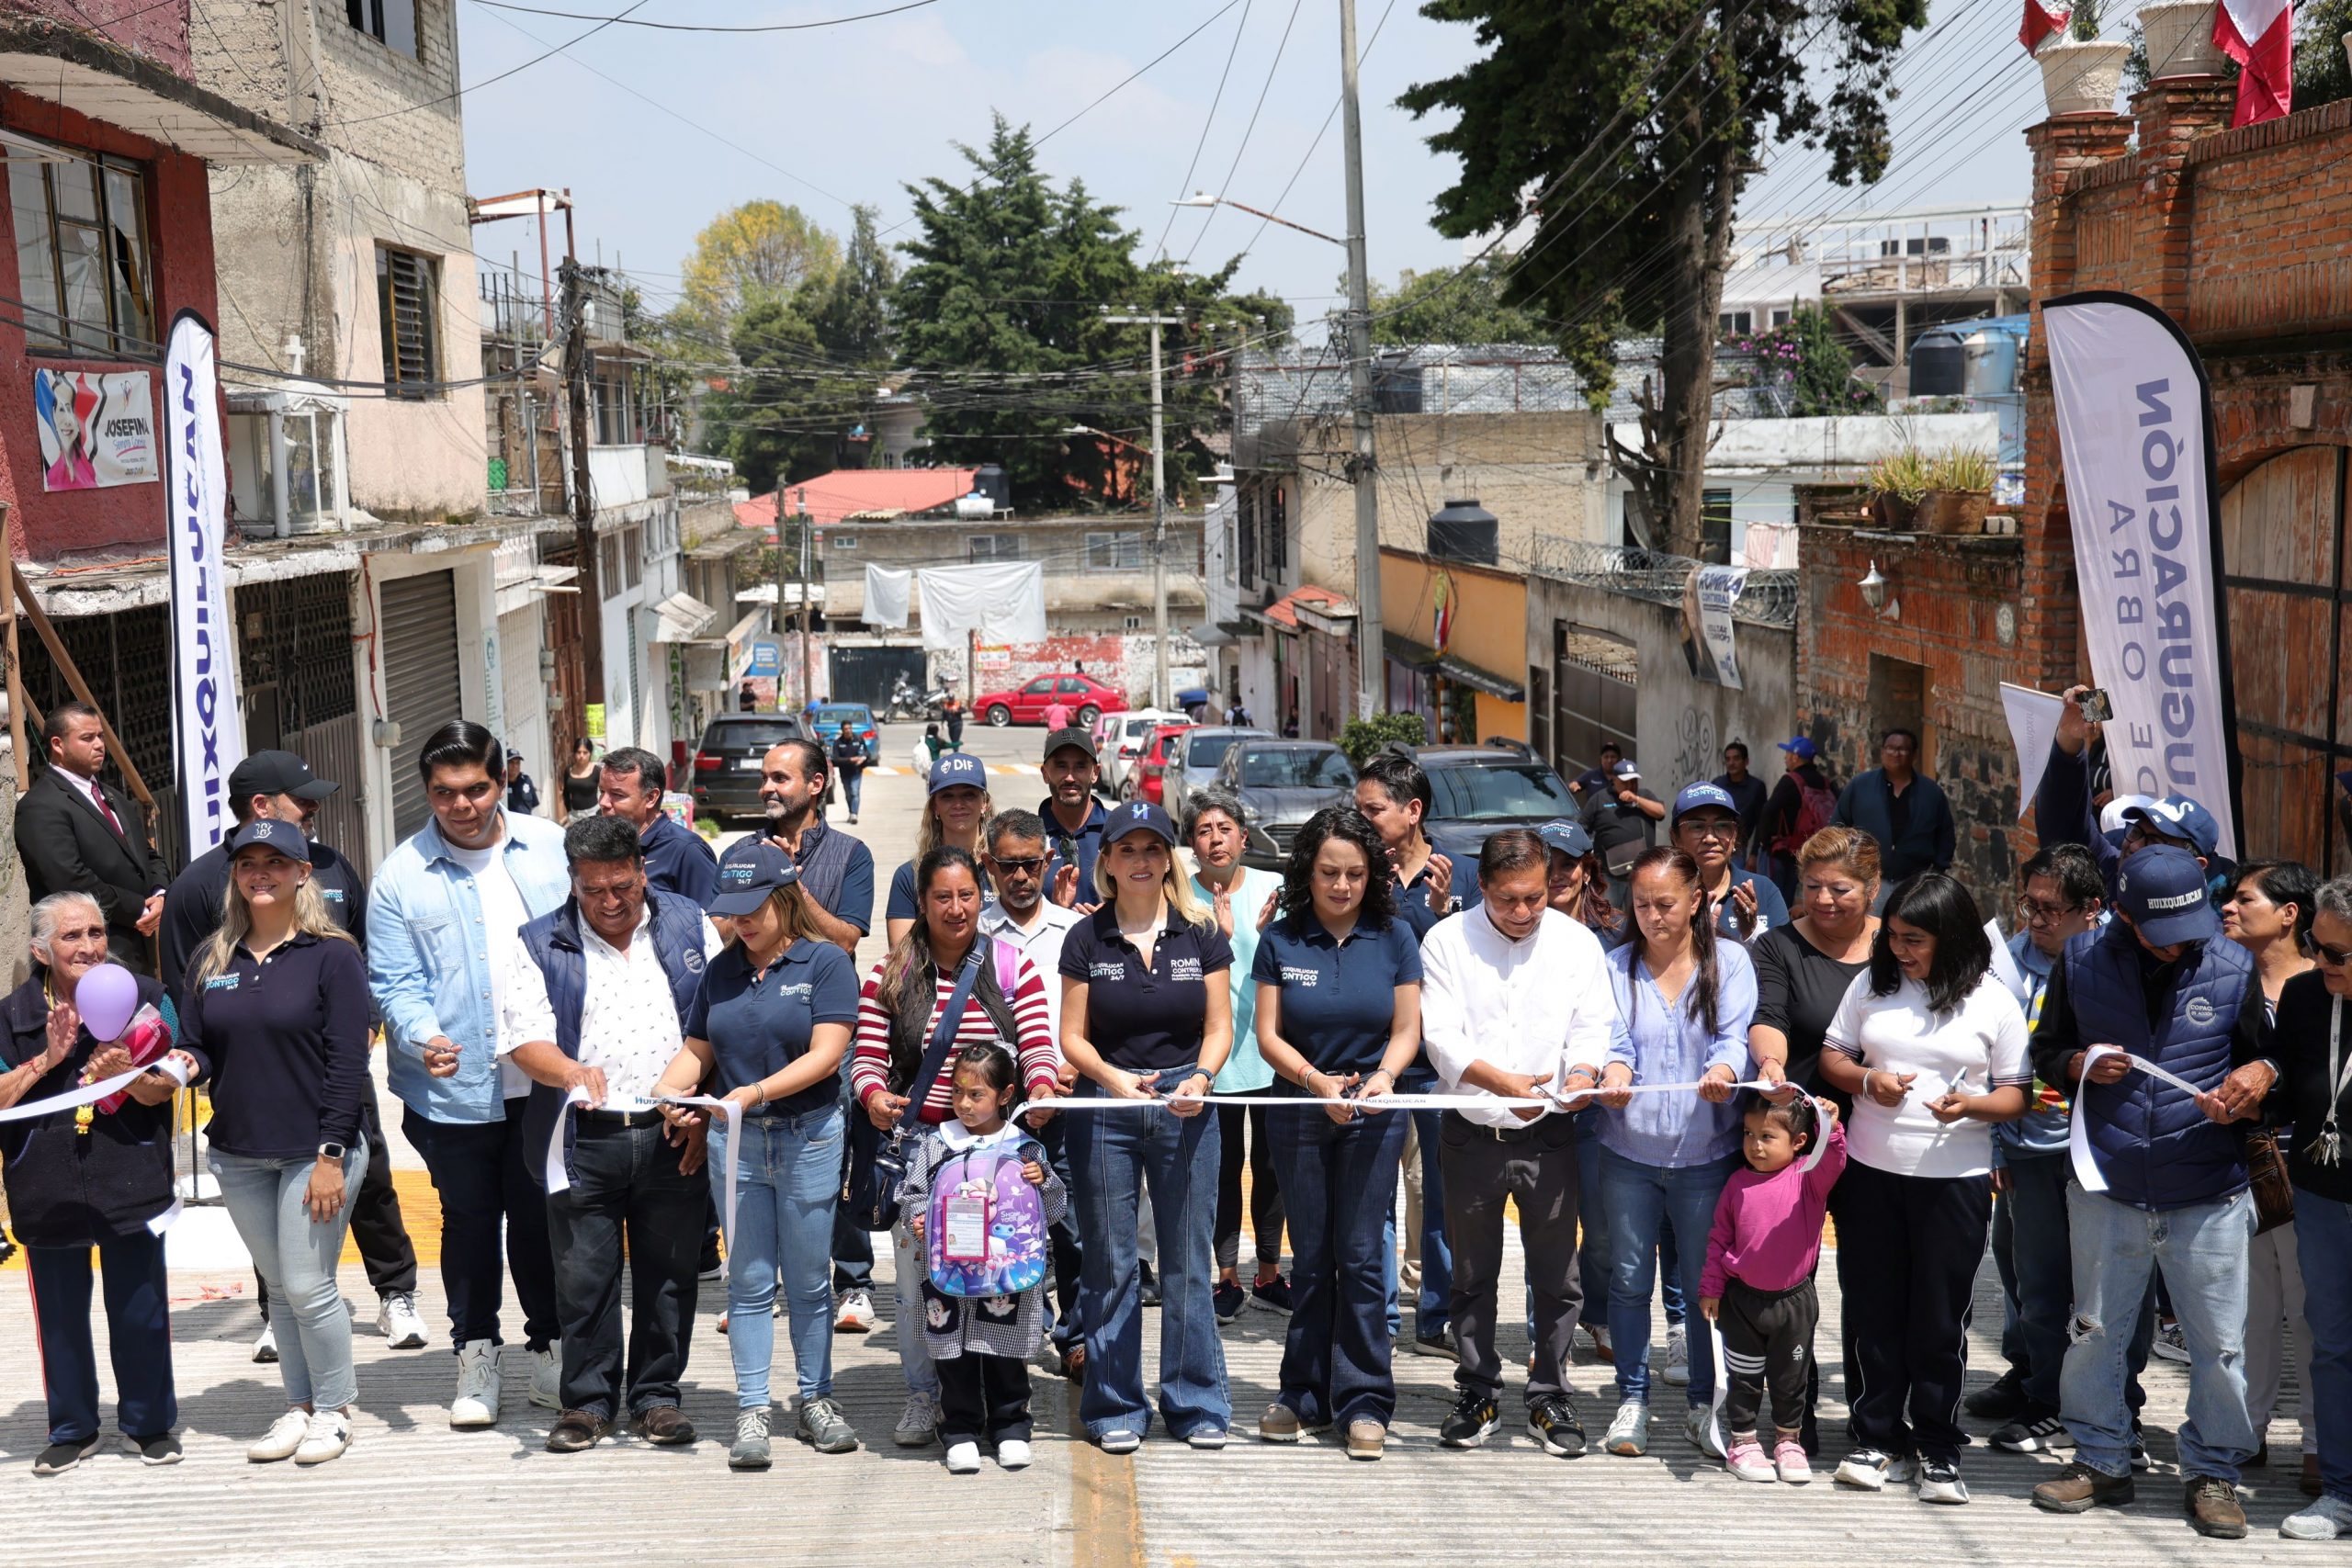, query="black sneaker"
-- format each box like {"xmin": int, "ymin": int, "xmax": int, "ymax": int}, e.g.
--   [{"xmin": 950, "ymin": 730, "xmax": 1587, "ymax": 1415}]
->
[
  {"xmin": 1411, "ymin": 1327, "xmax": 1459, "ymax": 1361},
  {"xmin": 124, "ymin": 1432, "xmax": 182, "ymax": 1465},
  {"xmin": 1917, "ymin": 1456, "xmax": 1971, "ymax": 1505},
  {"xmin": 1250, "ymin": 1273, "xmax": 1295, "ymax": 1314},
  {"xmin": 1963, "ymin": 1368, "xmax": 2030, "ymax": 1421},
  {"xmin": 2130, "ymin": 1419, "xmax": 2154, "ymax": 1472},
  {"xmin": 1440, "ymin": 1390, "xmax": 1501, "ymax": 1449},
  {"xmin": 1526, "ymin": 1394, "xmax": 1585, "ymax": 1458},
  {"xmin": 1991, "ymin": 1411, "xmax": 2074, "ymax": 1454},
  {"xmin": 32, "ymin": 1435, "xmax": 97, "ymax": 1476},
  {"xmin": 1139, "ymin": 1259, "xmax": 1161, "ymax": 1309},
  {"xmin": 1213, "ymin": 1280, "xmax": 1245, "ymax": 1324}
]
